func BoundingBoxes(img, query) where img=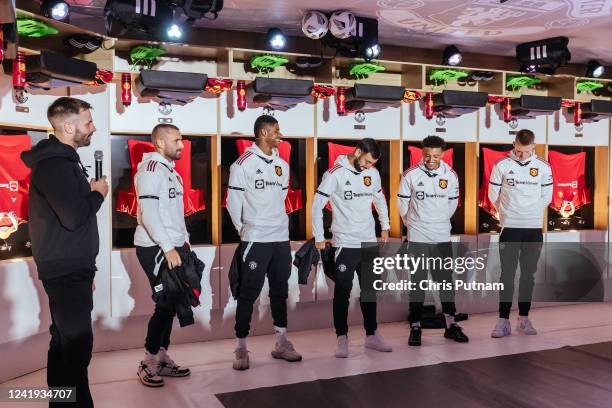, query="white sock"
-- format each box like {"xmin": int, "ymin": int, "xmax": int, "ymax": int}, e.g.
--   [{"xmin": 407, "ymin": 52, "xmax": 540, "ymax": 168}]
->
[
  {"xmin": 444, "ymin": 314, "xmax": 455, "ymax": 328},
  {"xmin": 237, "ymin": 337, "xmax": 247, "ymax": 349},
  {"xmin": 144, "ymin": 350, "xmax": 157, "ymax": 363},
  {"xmin": 499, "ymin": 317, "xmax": 509, "ymax": 323},
  {"xmin": 519, "ymin": 315, "xmax": 529, "ymax": 323},
  {"xmin": 157, "ymin": 347, "xmax": 167, "ymax": 363},
  {"xmin": 274, "ymin": 326, "xmax": 287, "ymax": 343},
  {"xmin": 411, "ymin": 322, "xmax": 421, "ymax": 328}
]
